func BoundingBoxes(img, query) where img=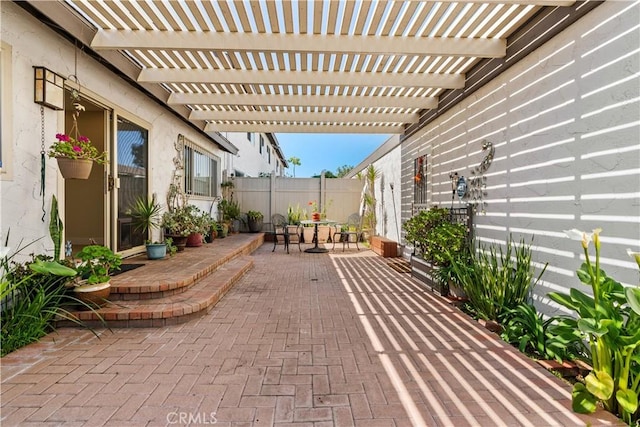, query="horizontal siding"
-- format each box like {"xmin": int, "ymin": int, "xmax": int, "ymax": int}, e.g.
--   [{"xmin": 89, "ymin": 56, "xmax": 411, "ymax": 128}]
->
[{"xmin": 400, "ymin": 1, "xmax": 640, "ymax": 314}]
